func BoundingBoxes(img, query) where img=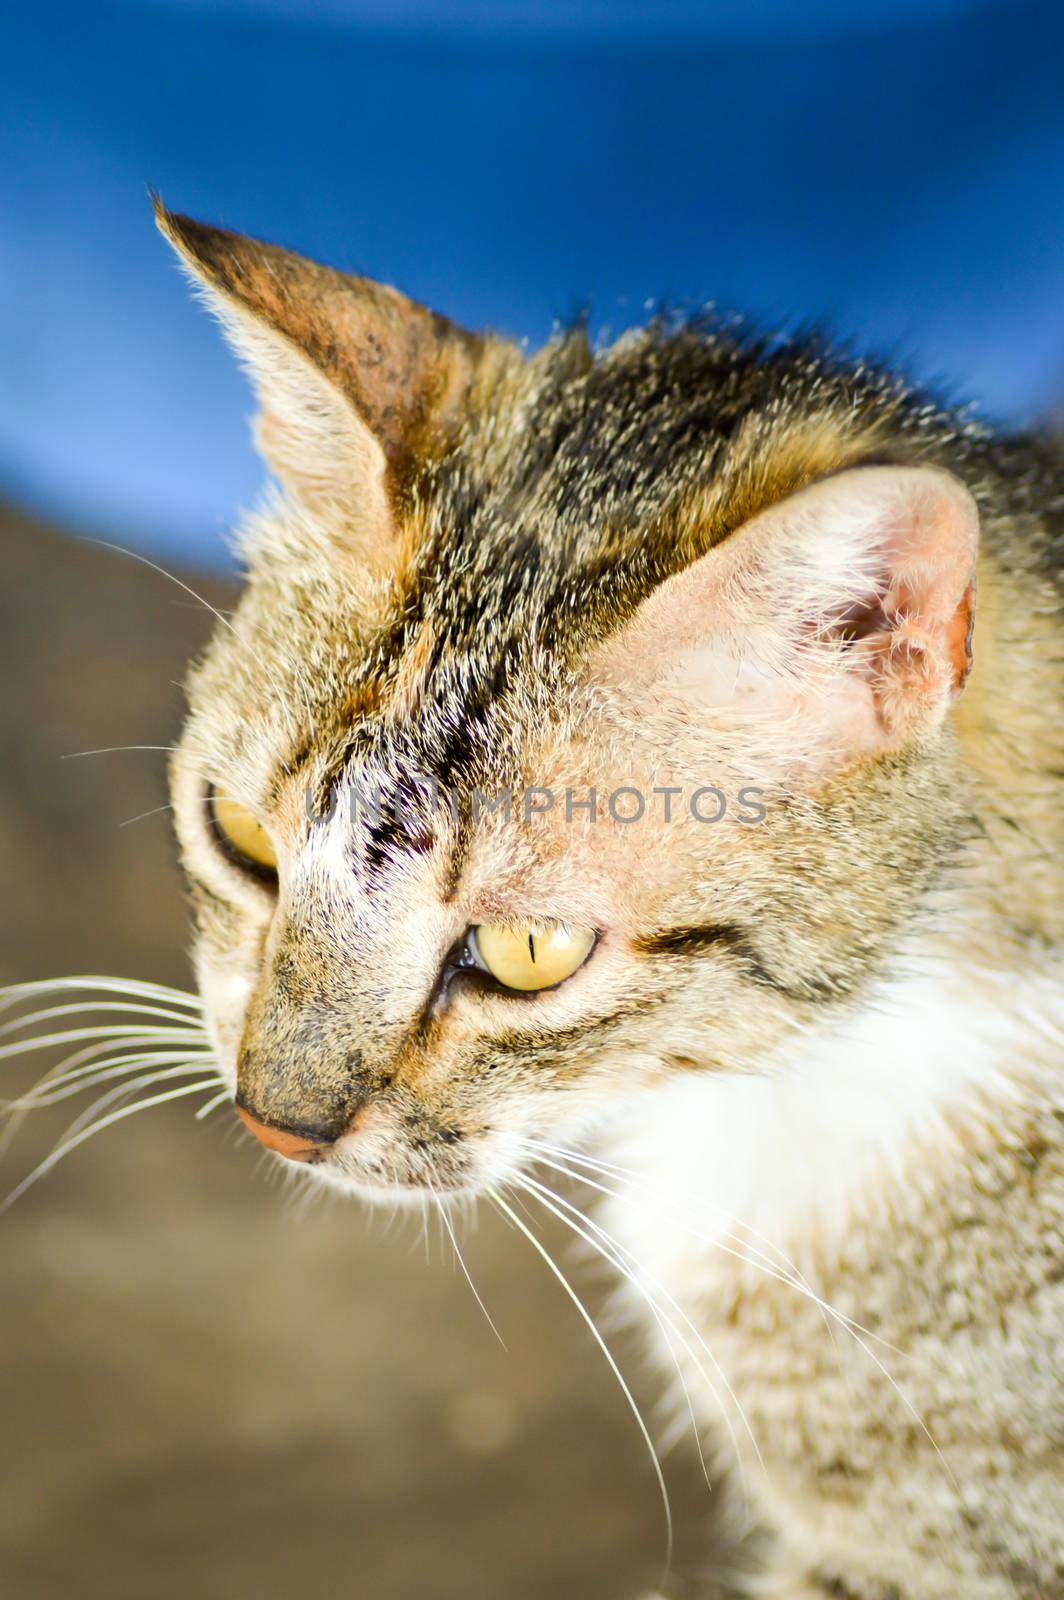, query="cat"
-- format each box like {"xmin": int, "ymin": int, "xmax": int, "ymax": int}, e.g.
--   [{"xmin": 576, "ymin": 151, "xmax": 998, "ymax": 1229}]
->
[{"xmin": 10, "ymin": 199, "xmax": 1063, "ymax": 1599}]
